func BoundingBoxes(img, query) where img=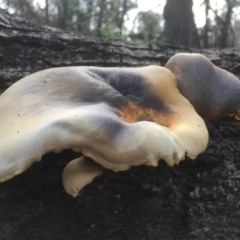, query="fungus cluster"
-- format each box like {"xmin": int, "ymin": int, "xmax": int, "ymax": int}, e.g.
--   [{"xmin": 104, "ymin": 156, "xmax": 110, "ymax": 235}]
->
[{"xmin": 0, "ymin": 53, "xmax": 239, "ymax": 197}]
